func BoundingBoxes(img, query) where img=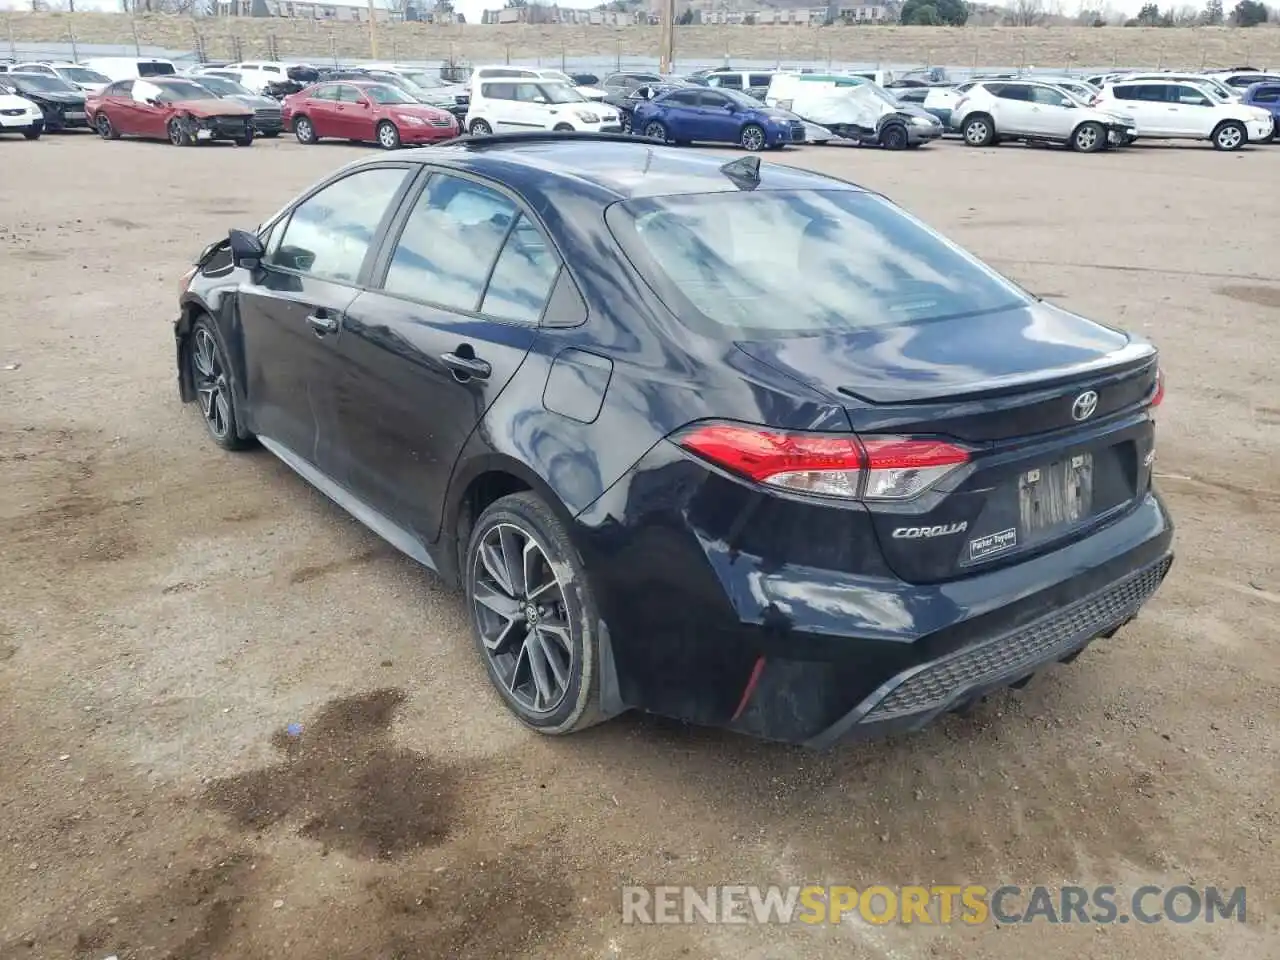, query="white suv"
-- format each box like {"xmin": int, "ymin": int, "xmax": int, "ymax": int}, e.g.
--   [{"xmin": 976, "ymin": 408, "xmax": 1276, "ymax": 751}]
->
[
  {"xmin": 470, "ymin": 66, "xmax": 606, "ymax": 101},
  {"xmin": 1096, "ymin": 79, "xmax": 1274, "ymax": 150},
  {"xmin": 465, "ymin": 79, "xmax": 619, "ymax": 135},
  {"xmin": 953, "ymin": 79, "xmax": 1136, "ymax": 152}
]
